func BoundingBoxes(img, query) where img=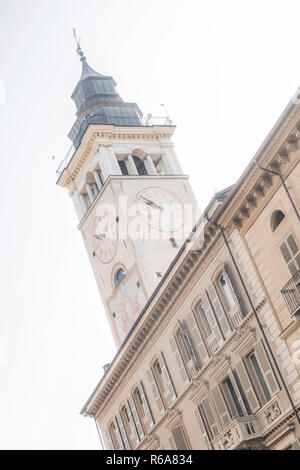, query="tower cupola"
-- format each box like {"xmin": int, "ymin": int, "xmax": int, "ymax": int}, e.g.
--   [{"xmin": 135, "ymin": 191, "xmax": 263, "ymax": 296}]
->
[{"xmin": 69, "ymin": 33, "xmax": 143, "ymax": 149}]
